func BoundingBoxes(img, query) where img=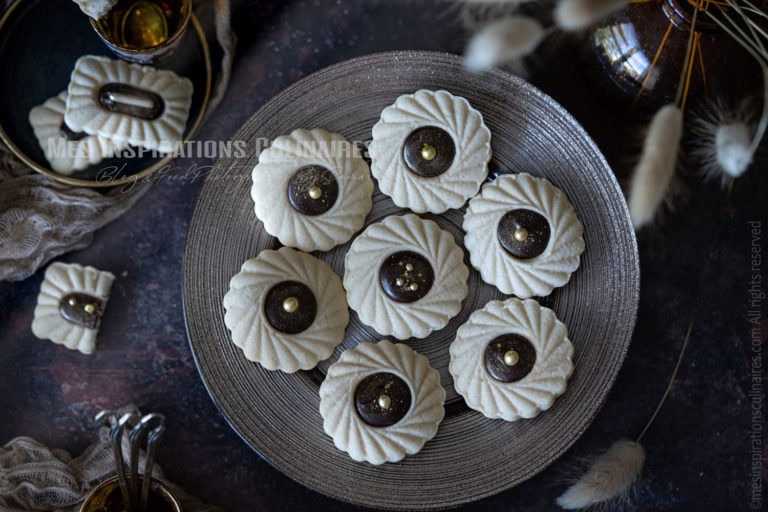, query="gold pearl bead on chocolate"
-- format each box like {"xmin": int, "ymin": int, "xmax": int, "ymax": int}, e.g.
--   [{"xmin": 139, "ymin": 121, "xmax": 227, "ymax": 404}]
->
[
  {"xmin": 68, "ymin": 297, "xmax": 77, "ymax": 306},
  {"xmin": 377, "ymin": 394, "xmax": 392, "ymax": 410},
  {"xmin": 405, "ymin": 263, "xmax": 414, "ymax": 272},
  {"xmin": 420, "ymin": 143, "xmax": 437, "ymax": 161},
  {"xmin": 282, "ymin": 296, "xmax": 300, "ymax": 313},
  {"xmin": 514, "ymin": 227, "xmax": 529, "ymax": 242},
  {"xmin": 408, "ymin": 283, "xmax": 419, "ymax": 291},
  {"xmin": 395, "ymin": 278, "xmax": 404, "ymax": 287},
  {"xmin": 503, "ymin": 350, "xmax": 520, "ymax": 367},
  {"xmin": 308, "ymin": 185, "xmax": 322, "ymax": 200},
  {"xmin": 84, "ymin": 303, "xmax": 97, "ymax": 315}
]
